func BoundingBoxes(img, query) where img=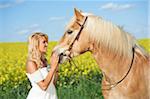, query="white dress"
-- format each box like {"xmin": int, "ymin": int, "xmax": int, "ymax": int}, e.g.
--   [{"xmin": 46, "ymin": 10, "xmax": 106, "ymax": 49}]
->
[{"xmin": 26, "ymin": 66, "xmax": 58, "ymax": 99}]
